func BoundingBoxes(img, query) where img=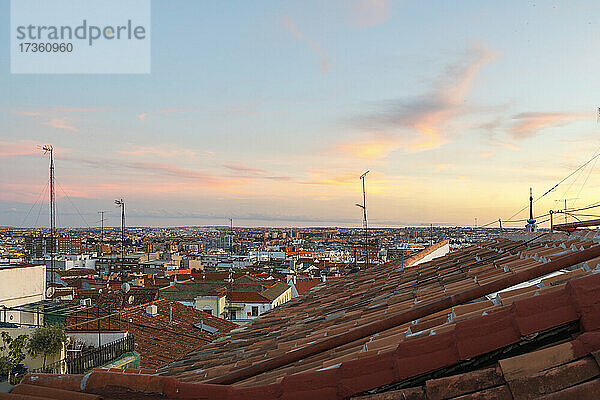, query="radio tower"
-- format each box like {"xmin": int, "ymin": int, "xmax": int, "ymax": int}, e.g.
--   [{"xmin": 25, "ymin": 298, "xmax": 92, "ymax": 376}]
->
[{"xmin": 42, "ymin": 145, "xmax": 56, "ymax": 286}]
